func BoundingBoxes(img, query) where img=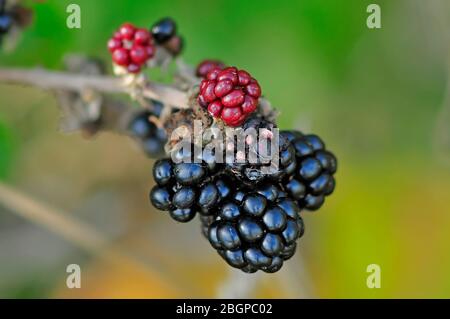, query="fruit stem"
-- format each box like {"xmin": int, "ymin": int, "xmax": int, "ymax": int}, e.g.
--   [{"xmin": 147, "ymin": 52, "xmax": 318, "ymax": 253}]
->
[{"xmin": 0, "ymin": 67, "xmax": 189, "ymax": 108}]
